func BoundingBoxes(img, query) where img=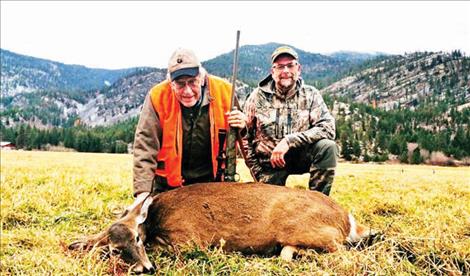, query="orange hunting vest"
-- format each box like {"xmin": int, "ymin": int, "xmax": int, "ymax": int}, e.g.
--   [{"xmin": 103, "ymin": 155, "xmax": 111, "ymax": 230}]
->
[{"xmin": 149, "ymin": 75, "xmax": 232, "ymax": 187}]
